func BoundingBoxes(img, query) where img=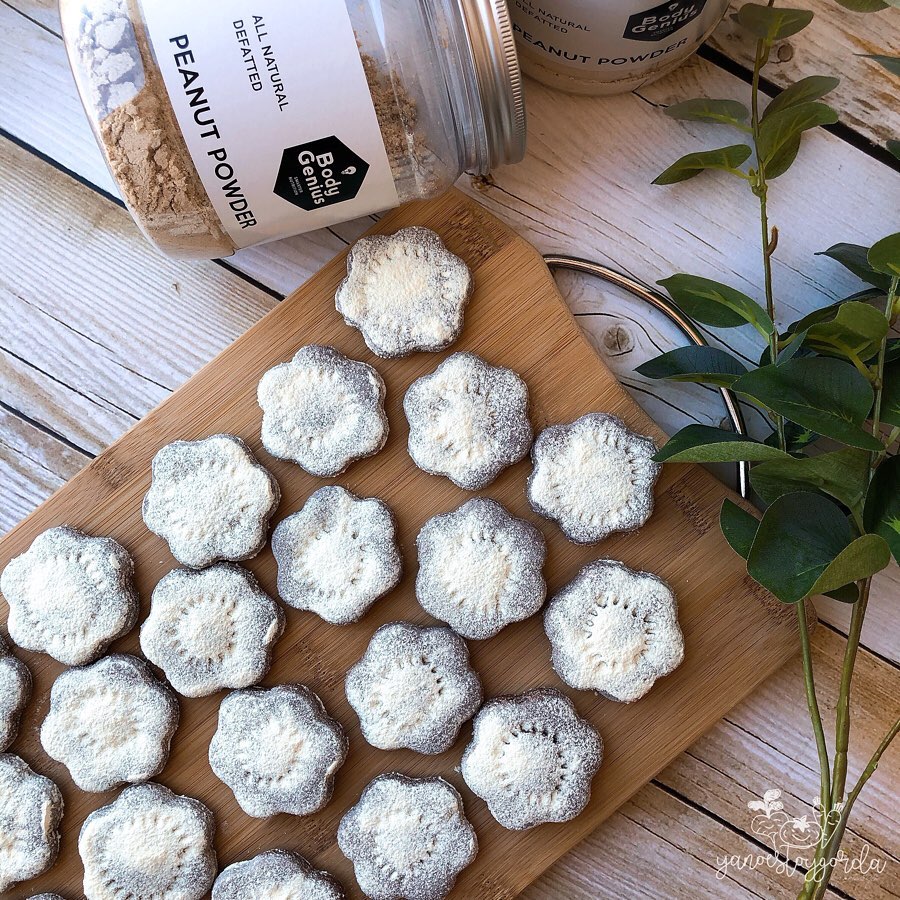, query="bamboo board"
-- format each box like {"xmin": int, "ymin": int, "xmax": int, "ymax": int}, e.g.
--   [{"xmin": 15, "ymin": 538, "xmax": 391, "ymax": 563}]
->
[{"xmin": 0, "ymin": 189, "xmax": 801, "ymax": 900}]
